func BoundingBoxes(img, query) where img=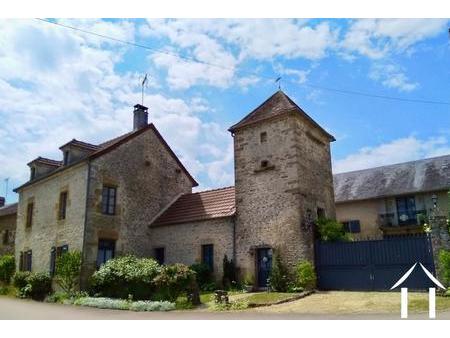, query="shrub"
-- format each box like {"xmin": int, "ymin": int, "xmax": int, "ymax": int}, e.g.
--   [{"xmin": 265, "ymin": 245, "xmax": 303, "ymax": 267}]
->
[
  {"xmin": 90, "ymin": 255, "xmax": 160, "ymax": 300},
  {"xmin": 22, "ymin": 272, "xmax": 52, "ymax": 300},
  {"xmin": 12, "ymin": 271, "xmax": 31, "ymax": 289},
  {"xmin": 439, "ymin": 250, "xmax": 450, "ymax": 287},
  {"xmin": 317, "ymin": 218, "xmax": 351, "ymax": 242},
  {"xmin": 55, "ymin": 251, "xmax": 82, "ymax": 294},
  {"xmin": 129, "ymin": 300, "xmax": 175, "ymax": 312},
  {"xmin": 222, "ymin": 255, "xmax": 237, "ymax": 289},
  {"xmin": 74, "ymin": 297, "xmax": 129, "ymax": 310},
  {"xmin": 0, "ymin": 255, "xmax": 15, "ymax": 284},
  {"xmin": 268, "ymin": 251, "xmax": 289, "ymax": 292},
  {"xmin": 153, "ymin": 263, "xmax": 196, "ymax": 302},
  {"xmin": 45, "ymin": 291, "xmax": 71, "ymax": 304},
  {"xmin": 295, "ymin": 260, "xmax": 317, "ymax": 290},
  {"xmin": 190, "ymin": 263, "xmax": 214, "ymax": 291}
]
